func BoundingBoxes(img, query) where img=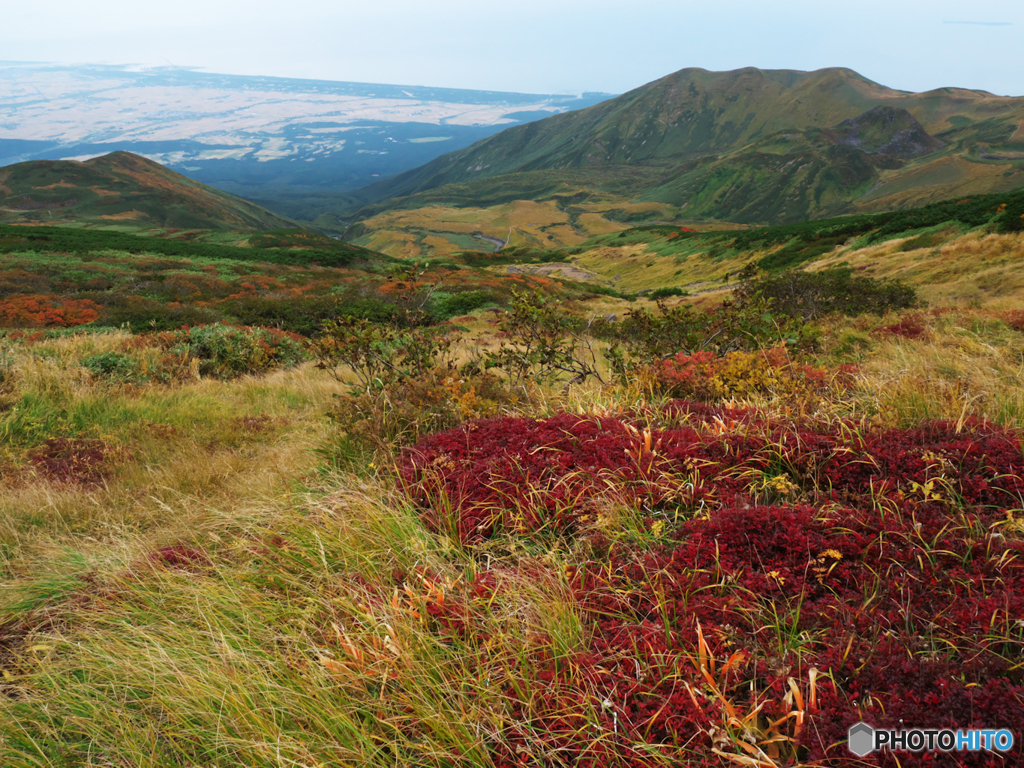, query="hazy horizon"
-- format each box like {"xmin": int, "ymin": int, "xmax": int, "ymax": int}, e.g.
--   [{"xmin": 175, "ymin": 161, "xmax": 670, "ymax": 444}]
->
[{"xmin": 4, "ymin": 0, "xmax": 1023, "ymax": 97}]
